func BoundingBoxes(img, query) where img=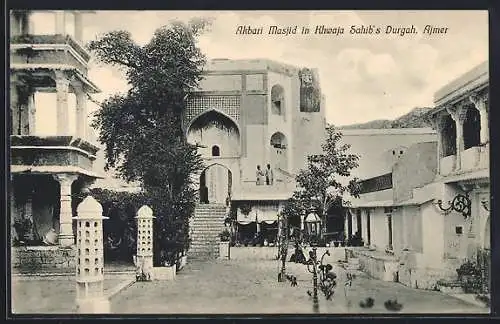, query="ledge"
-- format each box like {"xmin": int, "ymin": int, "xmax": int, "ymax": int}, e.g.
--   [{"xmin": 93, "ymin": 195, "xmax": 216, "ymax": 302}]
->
[
  {"xmin": 11, "ymin": 135, "xmax": 100, "ymax": 156},
  {"xmin": 11, "ymin": 165, "xmax": 105, "ymax": 179}
]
